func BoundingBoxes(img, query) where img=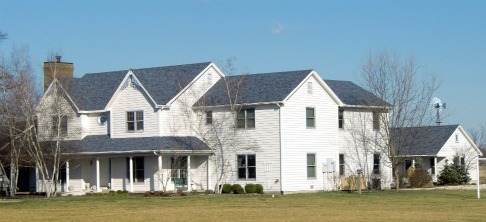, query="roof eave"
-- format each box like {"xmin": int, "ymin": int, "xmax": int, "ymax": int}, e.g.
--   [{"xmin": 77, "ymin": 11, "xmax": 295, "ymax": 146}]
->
[{"xmin": 193, "ymin": 101, "xmax": 283, "ymax": 110}]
